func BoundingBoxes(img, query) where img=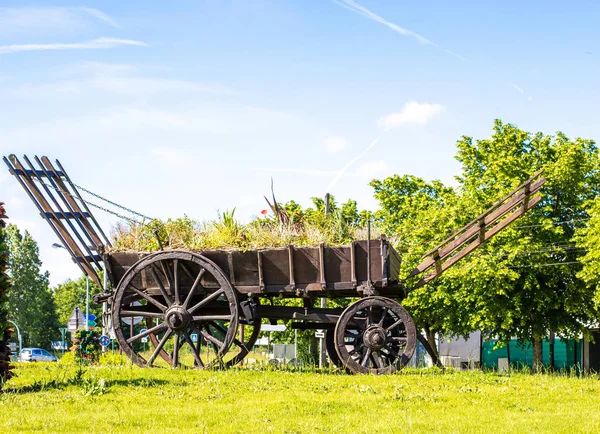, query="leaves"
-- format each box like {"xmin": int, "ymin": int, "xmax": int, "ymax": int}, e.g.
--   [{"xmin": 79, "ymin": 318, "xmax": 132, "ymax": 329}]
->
[
  {"xmin": 373, "ymin": 120, "xmax": 599, "ymax": 357},
  {"xmin": 5, "ymin": 224, "xmax": 59, "ymax": 348}
]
